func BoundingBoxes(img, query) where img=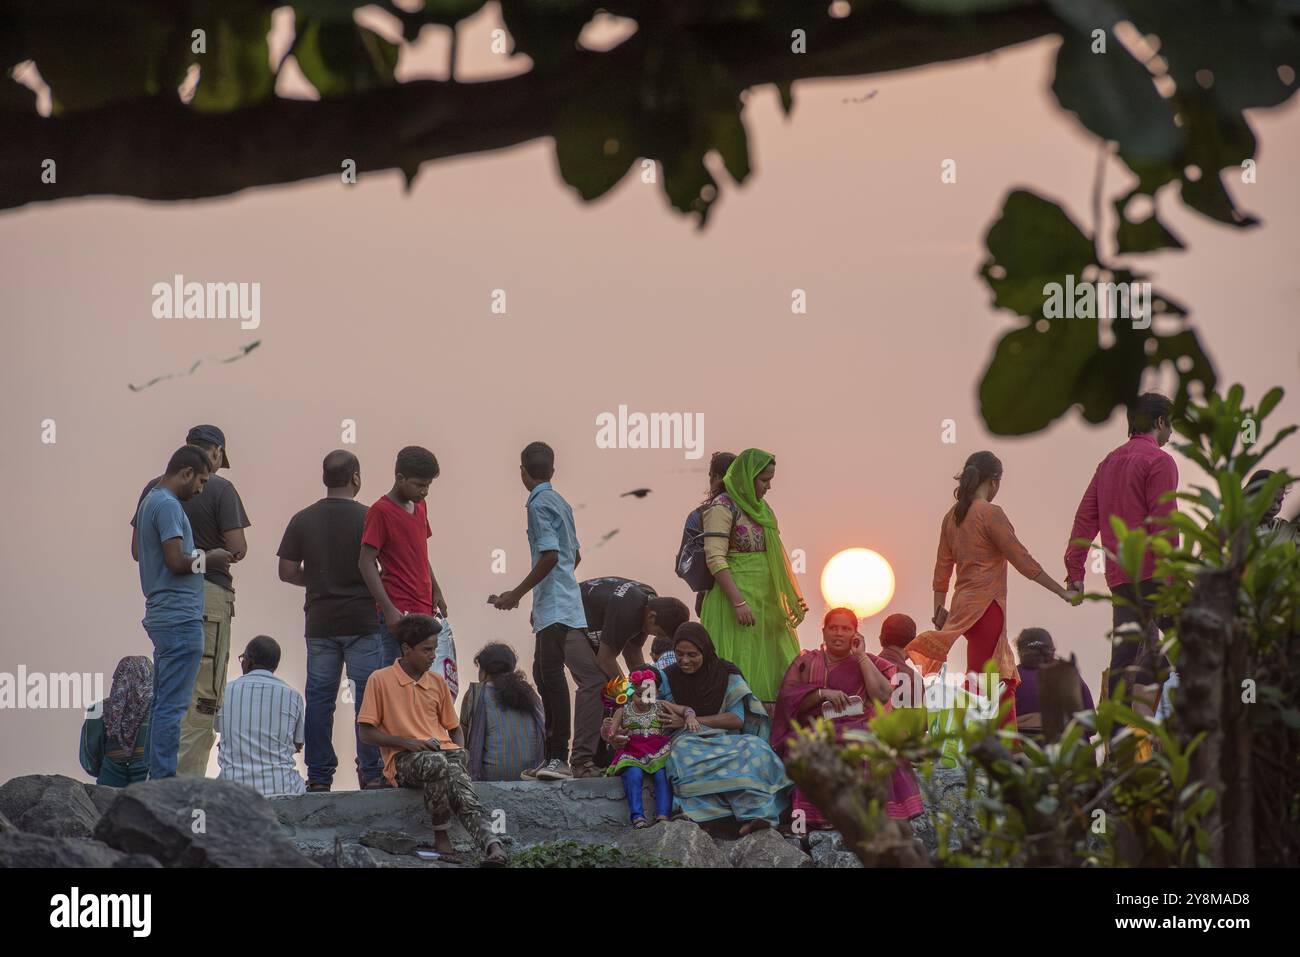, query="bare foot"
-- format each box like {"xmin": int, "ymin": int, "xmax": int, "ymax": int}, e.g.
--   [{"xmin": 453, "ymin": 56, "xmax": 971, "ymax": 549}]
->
[
  {"xmin": 433, "ymin": 832, "xmax": 455, "ymax": 855},
  {"xmin": 738, "ymin": 818, "xmax": 771, "ymax": 837},
  {"xmin": 482, "ymin": 842, "xmax": 508, "ymax": 867}
]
